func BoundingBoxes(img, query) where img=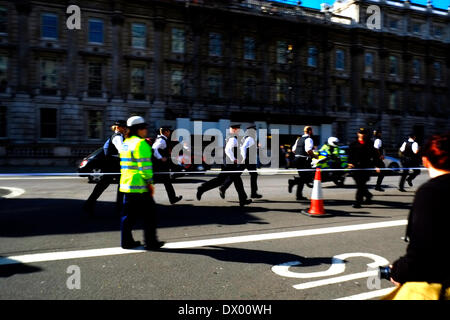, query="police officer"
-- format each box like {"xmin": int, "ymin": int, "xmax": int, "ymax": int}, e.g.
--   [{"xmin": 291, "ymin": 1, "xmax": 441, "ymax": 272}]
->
[
  {"xmin": 347, "ymin": 128, "xmax": 380, "ymax": 208},
  {"xmin": 373, "ymin": 129, "xmax": 386, "ymax": 192},
  {"xmin": 219, "ymin": 124, "xmax": 262, "ymax": 199},
  {"xmin": 152, "ymin": 127, "xmax": 182, "ymax": 204},
  {"xmin": 83, "ymin": 120, "xmax": 127, "ymax": 216},
  {"xmin": 398, "ymin": 133, "xmax": 421, "ymax": 192},
  {"xmin": 119, "ymin": 116, "xmax": 164, "ymax": 250},
  {"xmin": 288, "ymin": 126, "xmax": 318, "ymax": 200},
  {"xmin": 196, "ymin": 124, "xmax": 252, "ymax": 207}
]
